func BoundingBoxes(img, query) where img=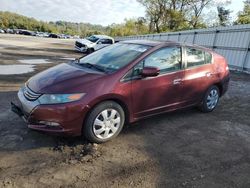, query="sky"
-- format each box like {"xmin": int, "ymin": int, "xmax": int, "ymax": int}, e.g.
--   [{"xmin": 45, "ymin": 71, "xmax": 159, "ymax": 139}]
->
[{"xmin": 0, "ymin": 0, "xmax": 245, "ymax": 26}]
